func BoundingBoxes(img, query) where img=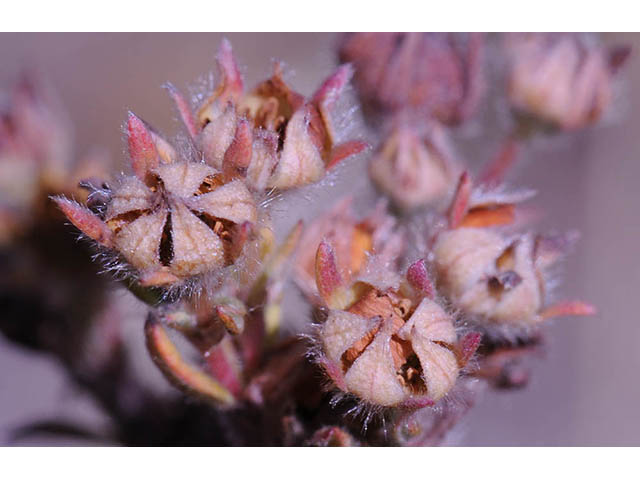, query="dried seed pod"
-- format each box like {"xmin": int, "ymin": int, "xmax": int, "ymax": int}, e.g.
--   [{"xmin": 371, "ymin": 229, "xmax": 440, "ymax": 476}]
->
[
  {"xmin": 314, "ymin": 243, "xmax": 478, "ymax": 408},
  {"xmin": 339, "ymin": 32, "xmax": 484, "ymax": 125},
  {"xmin": 54, "ymin": 112, "xmax": 258, "ymax": 288},
  {"xmin": 505, "ymin": 33, "xmax": 630, "ymax": 131},
  {"xmin": 294, "ymin": 196, "xmax": 404, "ymax": 303},
  {"xmin": 167, "ymin": 40, "xmax": 367, "ymax": 191},
  {"xmin": 433, "ymin": 173, "xmax": 595, "ymax": 328},
  {"xmin": 369, "ymin": 124, "xmax": 460, "ymax": 211}
]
